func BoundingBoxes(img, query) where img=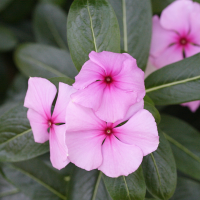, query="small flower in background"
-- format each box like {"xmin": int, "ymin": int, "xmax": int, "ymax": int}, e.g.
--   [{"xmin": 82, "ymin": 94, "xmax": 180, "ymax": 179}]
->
[
  {"xmin": 65, "ymin": 100, "xmax": 159, "ymax": 178},
  {"xmin": 149, "ymin": 0, "xmax": 200, "ymax": 112},
  {"xmin": 71, "ymin": 51, "xmax": 145, "ymax": 123},
  {"xmin": 24, "ymin": 77, "xmax": 75, "ymax": 170}
]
